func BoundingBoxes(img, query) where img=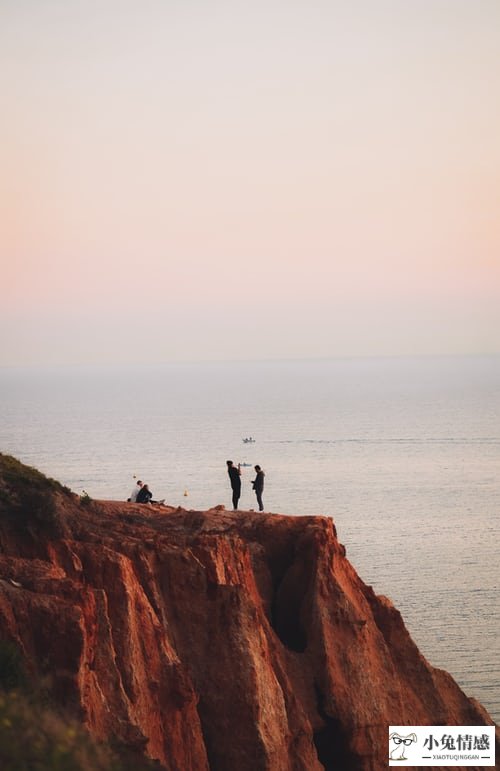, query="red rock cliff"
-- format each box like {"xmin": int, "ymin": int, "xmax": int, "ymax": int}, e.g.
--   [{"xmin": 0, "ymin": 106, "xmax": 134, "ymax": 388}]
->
[{"xmin": 0, "ymin": 464, "xmax": 497, "ymax": 770}]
